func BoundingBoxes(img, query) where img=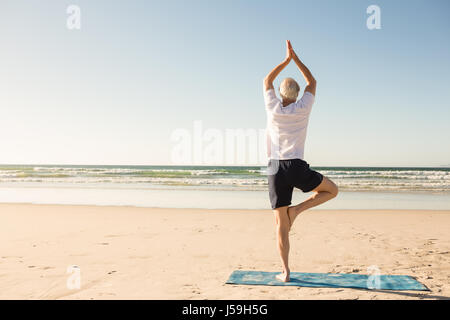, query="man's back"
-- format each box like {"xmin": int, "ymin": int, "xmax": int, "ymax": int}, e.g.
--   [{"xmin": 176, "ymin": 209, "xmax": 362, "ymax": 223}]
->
[{"xmin": 264, "ymin": 88, "xmax": 315, "ymax": 160}]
